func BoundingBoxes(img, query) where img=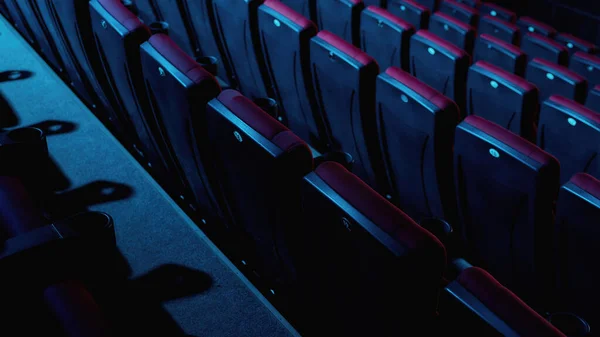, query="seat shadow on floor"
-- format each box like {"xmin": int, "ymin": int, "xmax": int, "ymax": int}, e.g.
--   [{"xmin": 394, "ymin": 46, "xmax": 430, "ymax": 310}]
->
[
  {"xmin": 0, "ymin": 91, "xmax": 19, "ymax": 128},
  {"xmin": 101, "ymin": 263, "xmax": 214, "ymax": 337},
  {"xmin": 0, "ymin": 70, "xmax": 33, "ymax": 82},
  {"xmin": 28, "ymin": 119, "xmax": 78, "ymax": 136},
  {"xmin": 48, "ymin": 180, "xmax": 134, "ymax": 218}
]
